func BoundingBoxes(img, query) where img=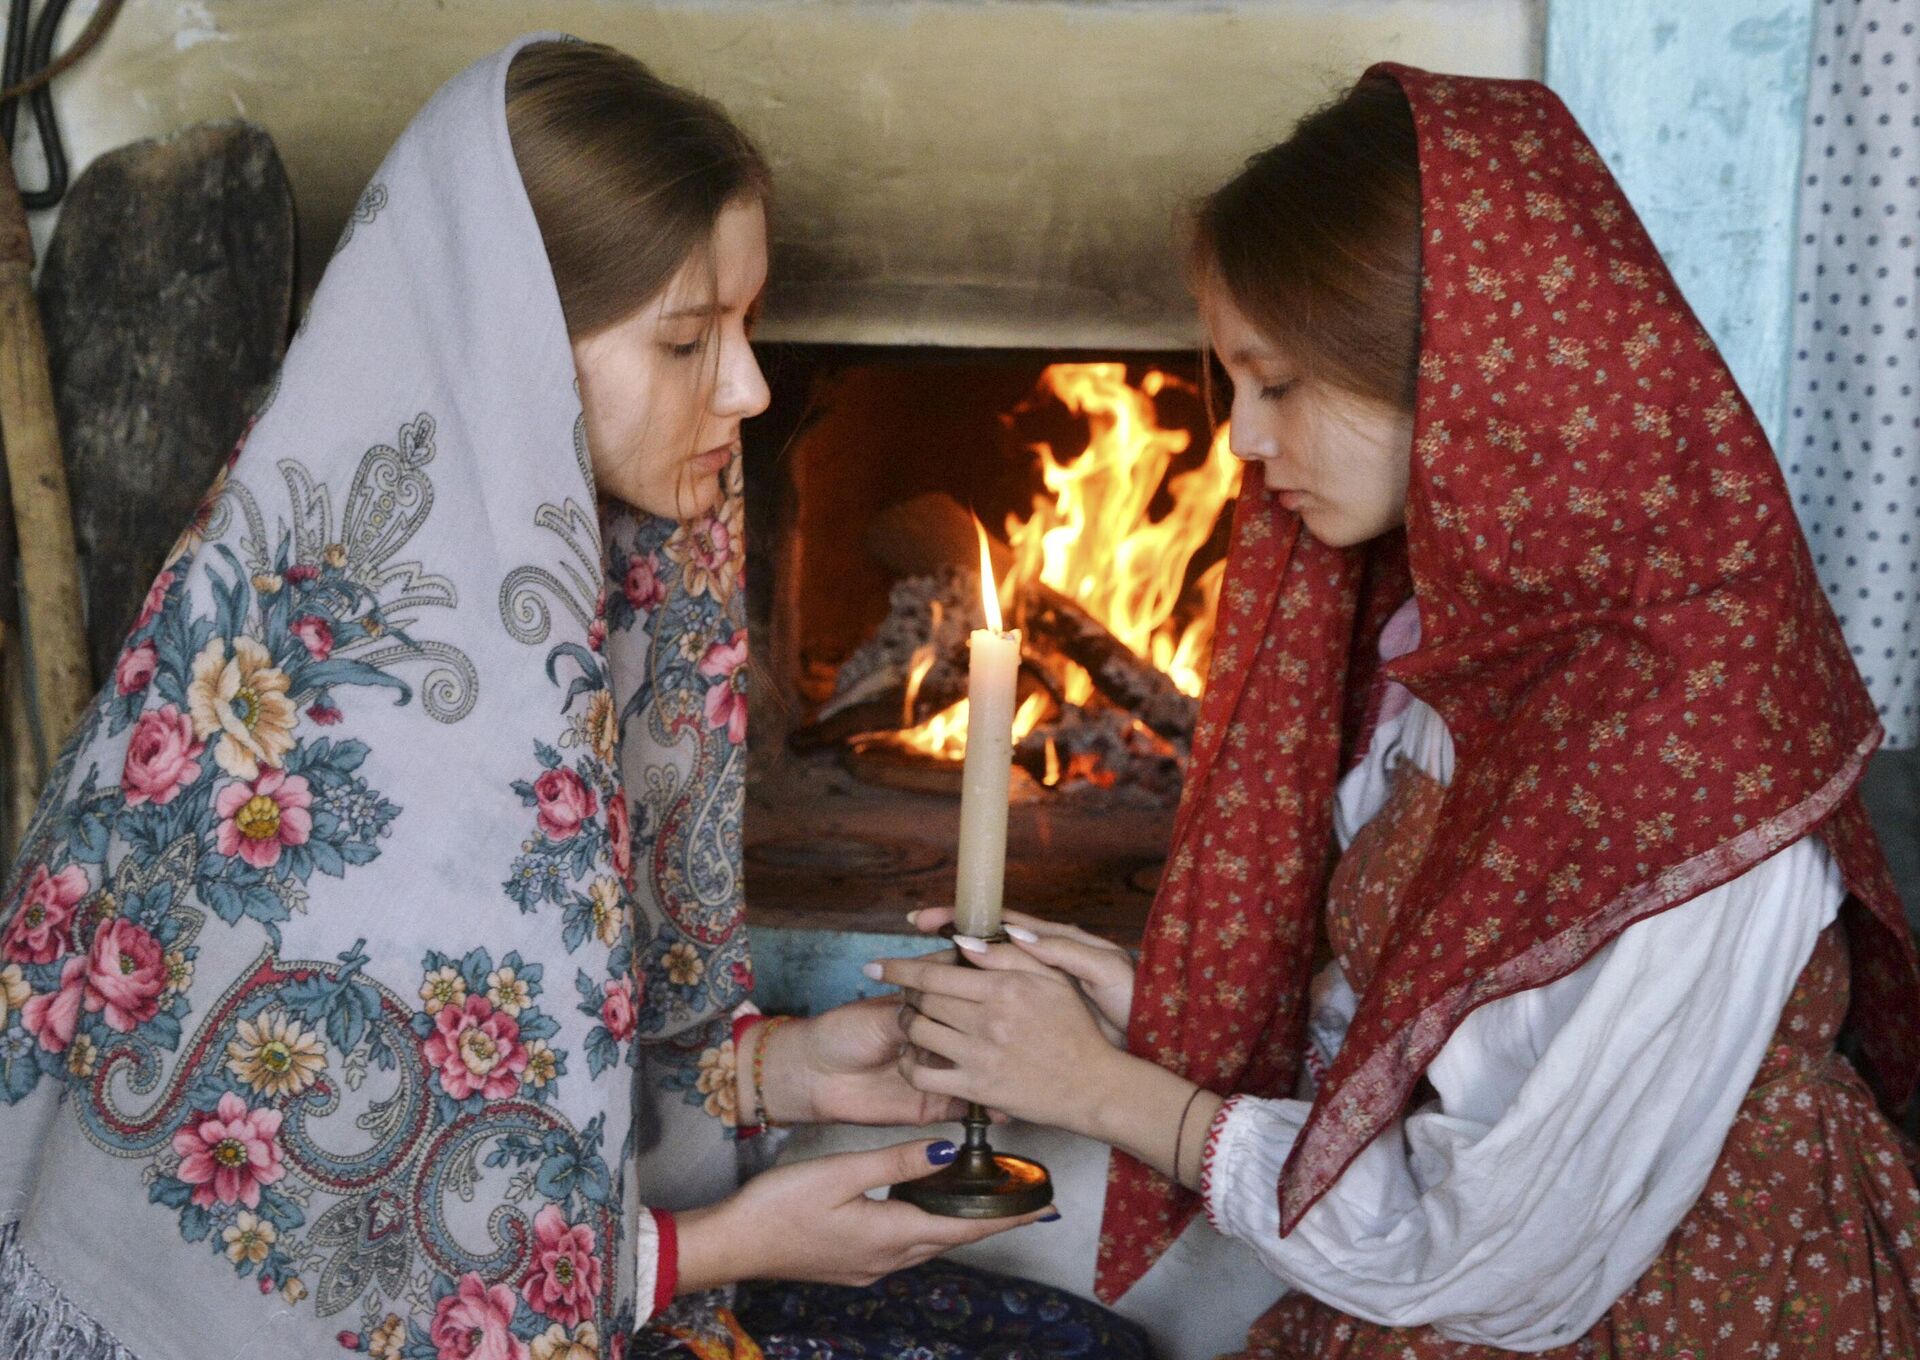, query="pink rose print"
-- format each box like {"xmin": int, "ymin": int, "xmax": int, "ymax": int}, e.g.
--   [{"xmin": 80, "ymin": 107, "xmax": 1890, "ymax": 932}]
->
[
  {"xmin": 698, "ymin": 631, "xmax": 749, "ymax": 745},
  {"xmin": 21, "ymin": 955, "xmax": 86, "ymax": 1054},
  {"xmin": 690, "ymin": 517, "xmax": 733, "ymax": 576},
  {"xmin": 84, "ymin": 918, "xmax": 167, "ymax": 1032},
  {"xmin": 214, "ymin": 768, "xmax": 313, "ymax": 869},
  {"xmin": 115, "ymin": 641, "xmax": 159, "ymax": 695},
  {"xmin": 307, "ymin": 701, "xmax": 344, "ymax": 726},
  {"xmin": 290, "ymin": 615, "xmax": 334, "ymax": 660},
  {"xmin": 172, "ymin": 1092, "xmax": 286, "ymax": 1209},
  {"xmin": 520, "ymin": 1205, "xmax": 602, "ymax": 1328},
  {"xmin": 285, "ymin": 563, "xmax": 319, "ymax": 585},
  {"xmin": 121, "ymin": 705, "xmax": 205, "ymax": 808},
  {"xmin": 600, "ymin": 977, "xmax": 636, "ymax": 1043},
  {"xmin": 430, "ymin": 1273, "xmax": 527, "ymax": 1360},
  {"xmin": 606, "ymin": 793, "xmax": 631, "ymax": 883},
  {"xmin": 3, "ymin": 863, "xmax": 87, "ymax": 963},
  {"xmin": 588, "ymin": 588, "xmax": 609, "ymax": 653},
  {"xmin": 623, "ymin": 552, "xmax": 668, "ymax": 613},
  {"xmin": 423, "ymin": 995, "xmax": 528, "ymax": 1101},
  {"xmin": 135, "ymin": 570, "xmax": 175, "ymax": 629},
  {"xmin": 532, "ymin": 768, "xmax": 596, "ymax": 842}
]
